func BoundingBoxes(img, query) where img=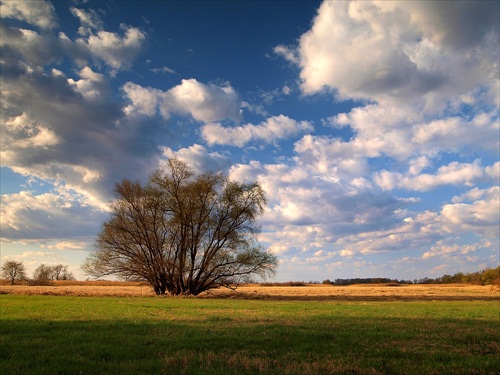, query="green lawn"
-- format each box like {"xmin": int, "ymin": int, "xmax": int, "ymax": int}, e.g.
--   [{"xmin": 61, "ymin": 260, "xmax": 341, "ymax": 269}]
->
[{"xmin": 1, "ymin": 294, "xmax": 499, "ymax": 374}]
